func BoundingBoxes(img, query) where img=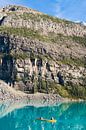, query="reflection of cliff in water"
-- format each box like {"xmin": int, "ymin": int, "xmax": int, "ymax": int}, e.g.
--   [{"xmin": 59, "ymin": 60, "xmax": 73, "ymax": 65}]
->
[
  {"xmin": 0, "ymin": 101, "xmax": 28, "ymax": 118},
  {"xmin": 0, "ymin": 102, "xmax": 86, "ymax": 130},
  {"xmin": 0, "ymin": 101, "xmax": 70, "ymax": 119}
]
